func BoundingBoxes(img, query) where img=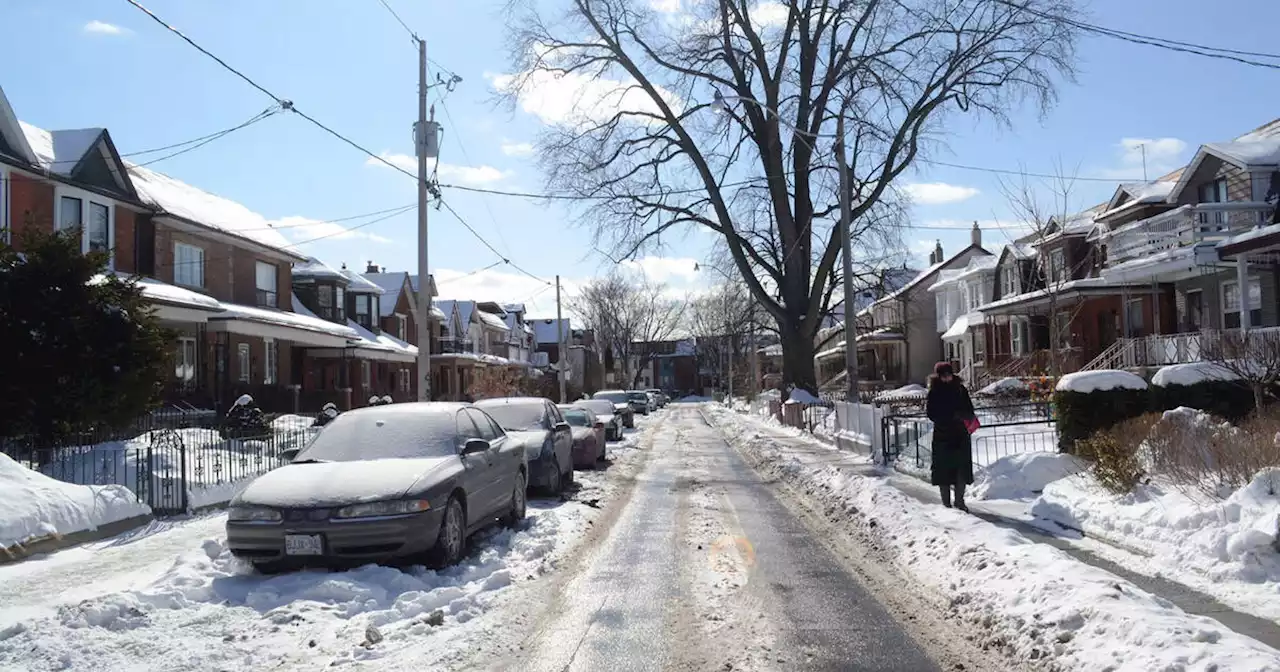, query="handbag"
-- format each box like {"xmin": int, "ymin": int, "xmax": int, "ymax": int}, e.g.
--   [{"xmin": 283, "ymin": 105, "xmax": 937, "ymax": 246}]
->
[{"xmin": 963, "ymin": 417, "xmax": 981, "ymax": 435}]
